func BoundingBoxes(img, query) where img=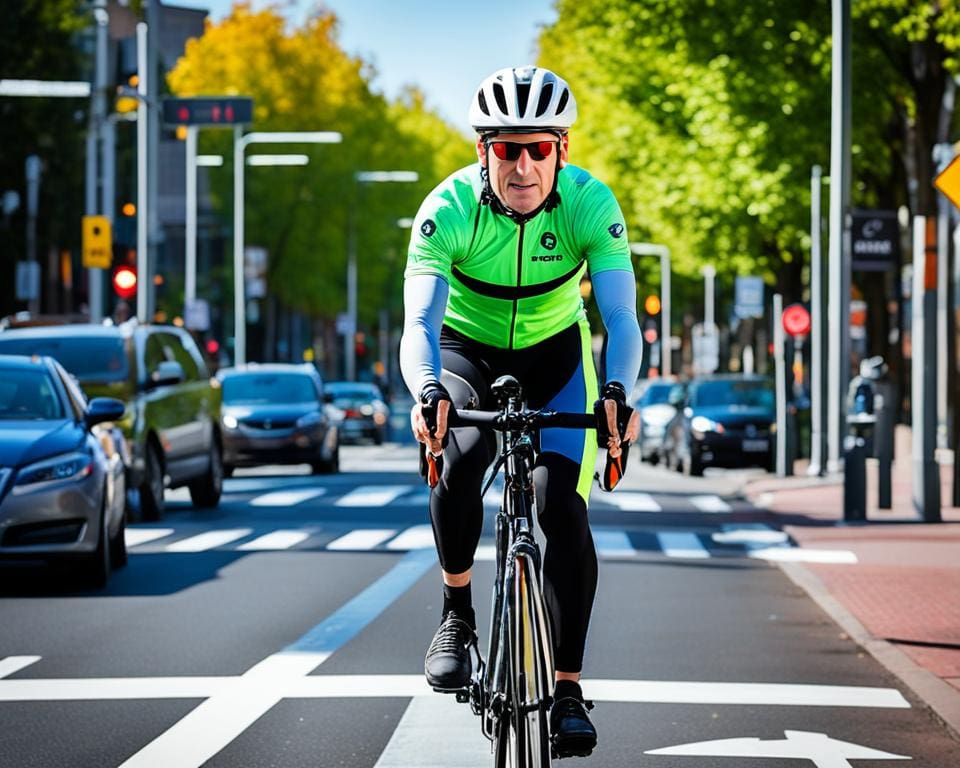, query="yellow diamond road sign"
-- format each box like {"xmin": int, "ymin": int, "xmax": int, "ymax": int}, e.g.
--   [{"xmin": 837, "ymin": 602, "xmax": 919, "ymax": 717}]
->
[
  {"xmin": 82, "ymin": 215, "xmax": 112, "ymax": 269},
  {"xmin": 934, "ymin": 155, "xmax": 960, "ymax": 210}
]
